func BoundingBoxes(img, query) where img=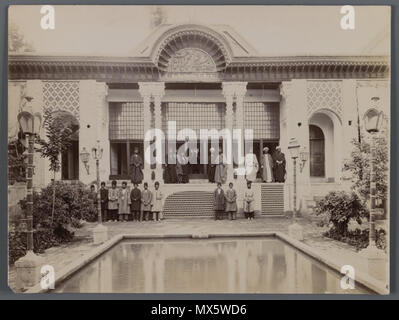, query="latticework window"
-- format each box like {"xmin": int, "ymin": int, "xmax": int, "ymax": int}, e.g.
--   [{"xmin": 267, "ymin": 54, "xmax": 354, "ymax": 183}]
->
[
  {"xmin": 42, "ymin": 81, "xmax": 80, "ymax": 120},
  {"xmin": 109, "ymin": 102, "xmax": 144, "ymax": 140},
  {"xmin": 243, "ymin": 102, "xmax": 280, "ymax": 140},
  {"xmin": 163, "ymin": 102, "xmax": 226, "ymax": 139}
]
